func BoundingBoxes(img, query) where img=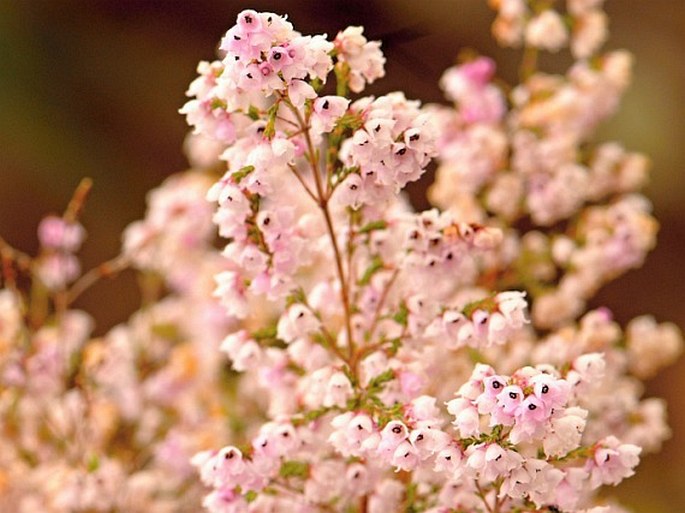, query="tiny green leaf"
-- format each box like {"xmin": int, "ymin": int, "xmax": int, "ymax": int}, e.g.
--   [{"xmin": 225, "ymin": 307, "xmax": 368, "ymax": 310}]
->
[
  {"xmin": 393, "ymin": 302, "xmax": 409, "ymax": 327},
  {"xmin": 231, "ymin": 165, "xmax": 255, "ymax": 184},
  {"xmin": 359, "ymin": 220, "xmax": 388, "ymax": 234},
  {"xmin": 279, "ymin": 460, "xmax": 310, "ymax": 479},
  {"xmin": 247, "ymin": 105, "xmax": 261, "ymax": 120},
  {"xmin": 285, "ymin": 287, "xmax": 307, "ymax": 308},
  {"xmin": 358, "ymin": 256, "xmax": 384, "ymax": 286}
]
